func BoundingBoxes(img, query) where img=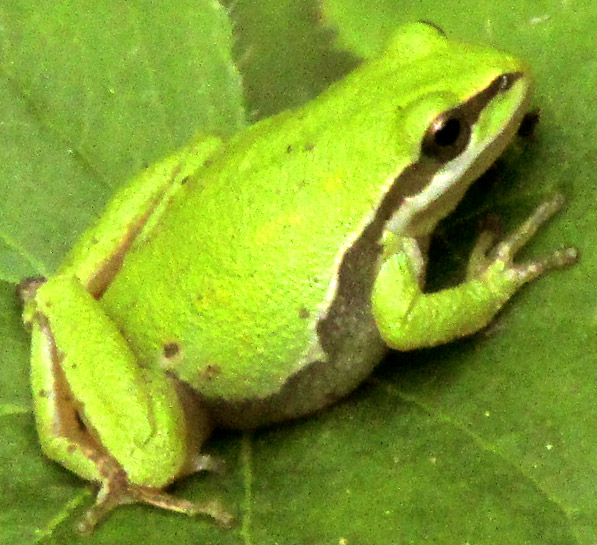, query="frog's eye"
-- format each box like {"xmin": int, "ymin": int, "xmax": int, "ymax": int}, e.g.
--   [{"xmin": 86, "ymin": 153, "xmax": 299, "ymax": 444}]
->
[{"xmin": 421, "ymin": 111, "xmax": 471, "ymax": 162}]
